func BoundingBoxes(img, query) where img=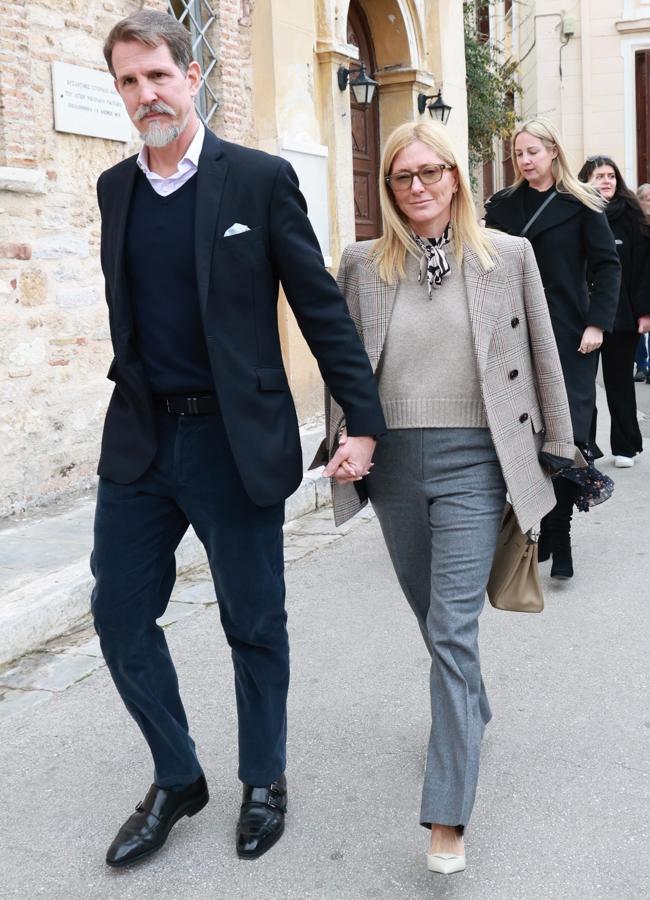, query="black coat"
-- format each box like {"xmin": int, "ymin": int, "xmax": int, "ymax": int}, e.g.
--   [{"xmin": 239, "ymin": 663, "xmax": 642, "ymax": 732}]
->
[
  {"xmin": 602, "ymin": 197, "xmax": 650, "ymax": 331},
  {"xmin": 96, "ymin": 128, "xmax": 386, "ymax": 506},
  {"xmin": 485, "ymin": 183, "xmax": 621, "ymax": 443}
]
